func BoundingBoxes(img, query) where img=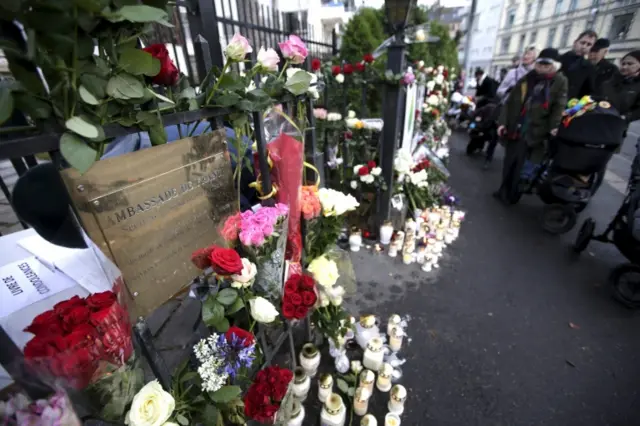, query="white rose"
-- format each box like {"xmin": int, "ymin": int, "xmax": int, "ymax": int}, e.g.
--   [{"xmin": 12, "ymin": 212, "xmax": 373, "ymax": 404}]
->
[
  {"xmin": 328, "ymin": 285, "xmax": 345, "ymax": 298},
  {"xmin": 320, "ymin": 293, "xmax": 330, "ymax": 307},
  {"xmin": 336, "ymin": 157, "xmax": 344, "ymax": 165},
  {"xmin": 231, "ymin": 258, "xmax": 257, "ymax": 288},
  {"xmin": 331, "ymin": 296, "xmax": 343, "ymax": 306},
  {"xmin": 363, "ymin": 174, "xmax": 375, "ymax": 184},
  {"xmin": 351, "ymin": 360, "xmax": 363, "ymax": 375},
  {"xmin": 348, "ymin": 110, "xmax": 357, "ymax": 119},
  {"xmin": 371, "ymin": 167, "xmax": 381, "ymax": 176},
  {"xmin": 426, "ymin": 80, "xmax": 435, "ymax": 91},
  {"xmin": 249, "ymin": 297, "xmax": 279, "ymax": 323},
  {"xmin": 418, "ymin": 60, "xmax": 425, "ymax": 68},
  {"xmin": 435, "ymin": 74, "xmax": 444, "ymax": 85},
  {"xmin": 437, "ymin": 65, "xmax": 444, "ymax": 72},
  {"xmin": 353, "ymin": 165, "xmax": 362, "ymax": 175},
  {"xmin": 425, "ymin": 67, "xmax": 433, "ymax": 73},
  {"xmin": 415, "ymin": 29, "xmax": 426, "ymax": 41},
  {"xmin": 345, "ymin": 118, "xmax": 359, "ymax": 128},
  {"xmin": 427, "ymin": 94, "xmax": 439, "ymax": 106},
  {"xmin": 163, "ymin": 423, "xmax": 180, "ymax": 426},
  {"xmin": 245, "ymin": 80, "xmax": 256, "ymax": 93},
  {"xmin": 350, "ymin": 180, "xmax": 358, "ymax": 189},
  {"xmin": 335, "ymin": 73, "xmax": 345, "ymax": 83},
  {"xmin": 125, "ymin": 381, "xmax": 175, "ymax": 426}
]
